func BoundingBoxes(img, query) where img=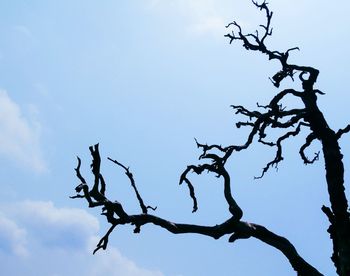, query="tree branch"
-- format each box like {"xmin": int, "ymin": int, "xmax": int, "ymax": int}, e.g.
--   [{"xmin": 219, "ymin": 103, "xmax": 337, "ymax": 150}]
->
[
  {"xmin": 72, "ymin": 144, "xmax": 323, "ymax": 275},
  {"xmin": 225, "ymin": 2, "xmax": 319, "ymax": 89},
  {"xmin": 336, "ymin": 124, "xmax": 350, "ymax": 140},
  {"xmin": 125, "ymin": 214, "xmax": 323, "ymax": 275},
  {"xmin": 69, "ymin": 1, "xmax": 340, "ymax": 274},
  {"xmin": 93, "ymin": 223, "xmax": 118, "ymax": 254},
  {"xmin": 89, "ymin": 144, "xmax": 105, "ymax": 200},
  {"xmin": 255, "ymin": 122, "xmax": 305, "ymax": 179},
  {"xmin": 74, "ymin": 156, "xmax": 86, "ymax": 184},
  {"xmin": 108, "ymin": 157, "xmax": 156, "ymax": 214},
  {"xmin": 299, "ymin": 133, "xmax": 320, "ymax": 164}
]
